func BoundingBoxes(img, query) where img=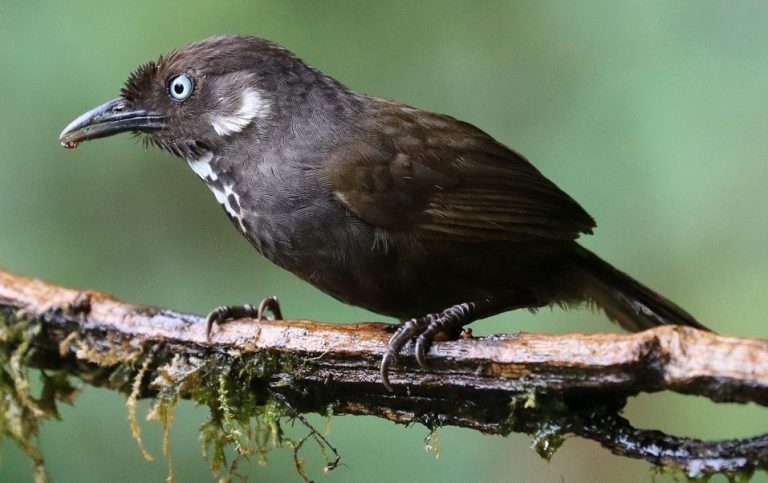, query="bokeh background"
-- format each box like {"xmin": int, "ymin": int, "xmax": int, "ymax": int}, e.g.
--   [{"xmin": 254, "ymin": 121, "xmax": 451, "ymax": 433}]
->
[{"xmin": 1, "ymin": 1, "xmax": 767, "ymax": 481}]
